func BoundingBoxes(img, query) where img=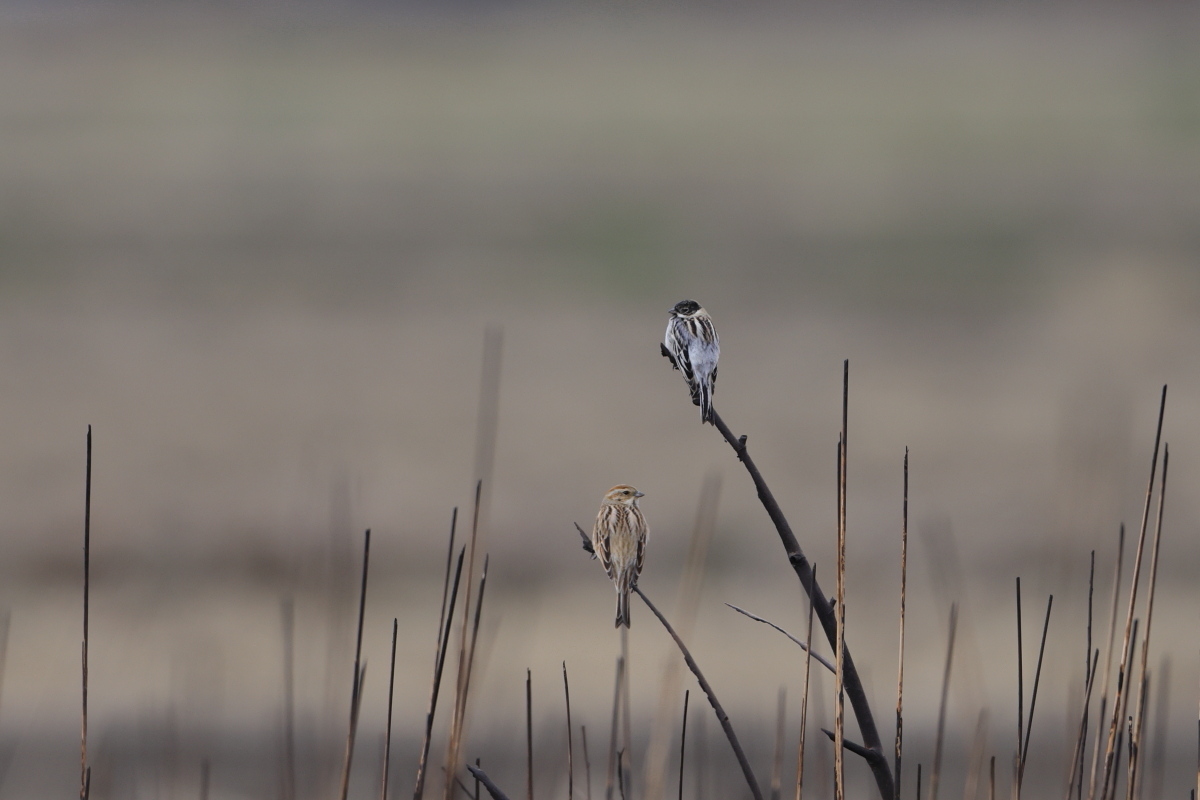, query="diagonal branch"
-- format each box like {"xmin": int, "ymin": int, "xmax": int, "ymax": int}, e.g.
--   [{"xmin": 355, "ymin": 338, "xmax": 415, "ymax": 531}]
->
[
  {"xmin": 633, "ymin": 585, "xmax": 764, "ymax": 800},
  {"xmin": 709, "ymin": 408, "xmax": 893, "ymax": 800},
  {"xmin": 724, "ymin": 603, "xmax": 836, "ymax": 674}
]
